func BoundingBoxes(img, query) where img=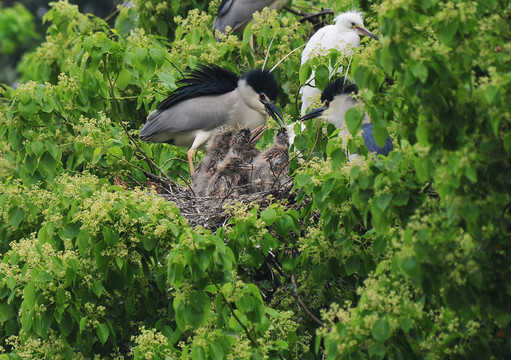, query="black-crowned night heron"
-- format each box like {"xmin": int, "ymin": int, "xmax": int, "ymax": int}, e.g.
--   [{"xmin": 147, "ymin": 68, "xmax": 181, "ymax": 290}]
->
[
  {"xmin": 139, "ymin": 65, "xmax": 284, "ymax": 173},
  {"xmin": 191, "ymin": 128, "xmax": 234, "ymax": 196},
  {"xmin": 300, "ymin": 11, "xmax": 379, "ymax": 115},
  {"xmin": 251, "ymin": 127, "xmax": 289, "ymax": 191},
  {"xmin": 213, "ymin": 0, "xmax": 288, "ymax": 35},
  {"xmin": 207, "ymin": 128, "xmax": 261, "ymax": 196},
  {"xmin": 301, "ymin": 78, "xmax": 393, "ymax": 157}
]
